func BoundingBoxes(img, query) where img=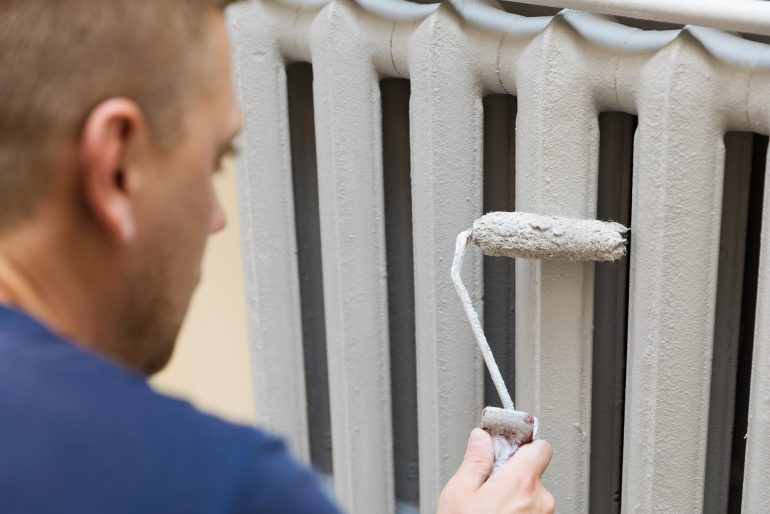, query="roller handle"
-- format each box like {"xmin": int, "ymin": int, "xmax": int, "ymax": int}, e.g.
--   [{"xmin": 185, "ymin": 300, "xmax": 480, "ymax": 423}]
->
[{"xmin": 481, "ymin": 407, "xmax": 537, "ymax": 474}]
